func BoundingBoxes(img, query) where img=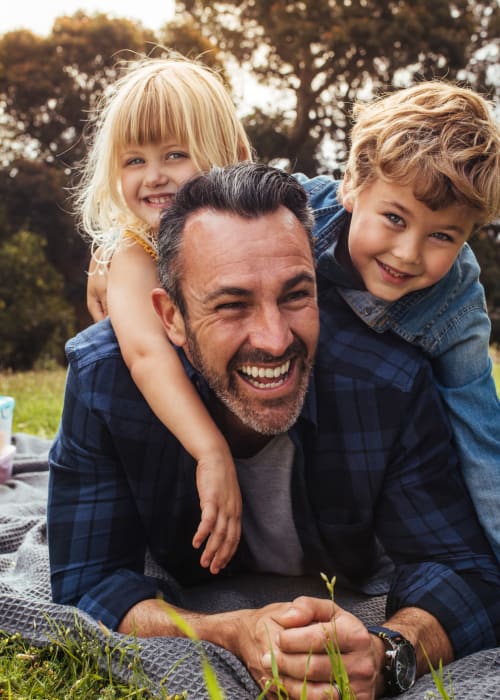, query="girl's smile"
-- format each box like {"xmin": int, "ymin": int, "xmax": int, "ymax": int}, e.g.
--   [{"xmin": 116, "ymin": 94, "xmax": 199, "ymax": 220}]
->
[{"xmin": 120, "ymin": 142, "xmax": 199, "ymax": 230}]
